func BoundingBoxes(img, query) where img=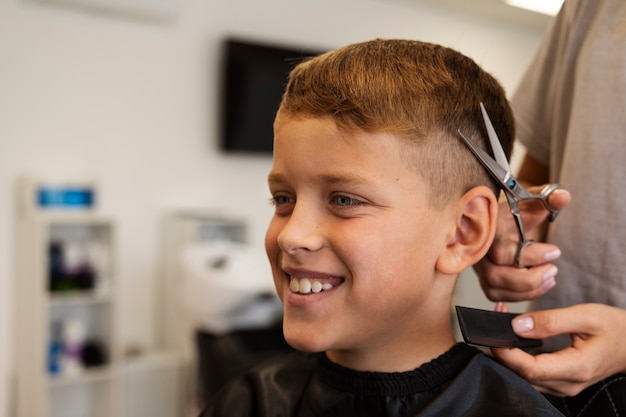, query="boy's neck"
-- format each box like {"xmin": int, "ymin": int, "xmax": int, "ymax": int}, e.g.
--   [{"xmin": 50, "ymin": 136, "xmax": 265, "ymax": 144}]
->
[{"xmin": 325, "ymin": 325, "xmax": 457, "ymax": 373}]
